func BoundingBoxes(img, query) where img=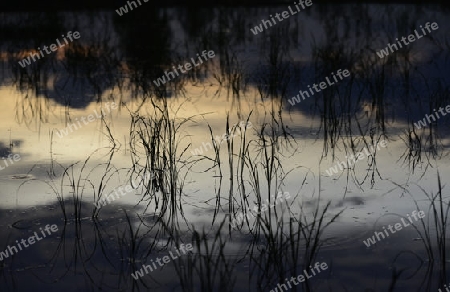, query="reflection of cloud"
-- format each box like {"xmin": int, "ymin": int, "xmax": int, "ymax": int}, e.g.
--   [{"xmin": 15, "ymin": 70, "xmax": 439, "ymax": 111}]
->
[
  {"xmin": 9, "ymin": 174, "xmax": 34, "ymax": 180},
  {"xmin": 0, "ymin": 140, "xmax": 22, "ymax": 158},
  {"xmin": 334, "ymin": 196, "xmax": 365, "ymax": 208}
]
